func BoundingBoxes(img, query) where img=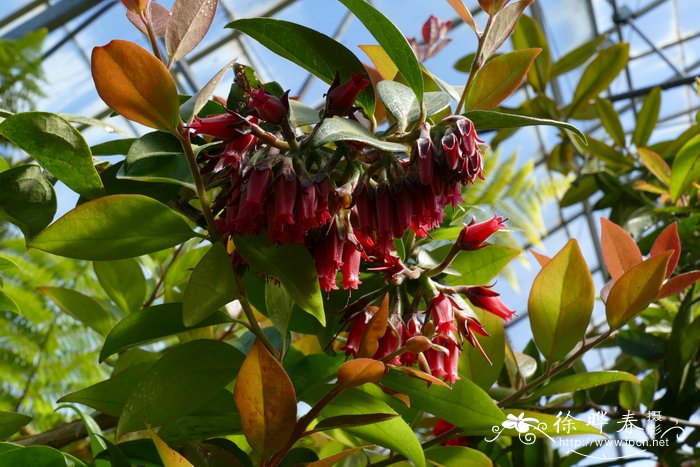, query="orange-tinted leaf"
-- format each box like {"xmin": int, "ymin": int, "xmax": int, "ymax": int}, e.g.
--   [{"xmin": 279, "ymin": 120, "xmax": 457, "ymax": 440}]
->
[
  {"xmin": 376, "ymin": 383, "xmax": 411, "ymax": 407},
  {"xmin": 127, "ymin": 2, "xmax": 170, "ymax": 37},
  {"xmin": 359, "ymin": 45, "xmax": 398, "ymax": 81},
  {"xmin": 530, "ymin": 250, "xmax": 551, "ymax": 267},
  {"xmin": 606, "ymin": 253, "xmax": 671, "ymax": 330},
  {"xmin": 446, "ymin": 0, "xmax": 478, "ymax": 32},
  {"xmin": 91, "ymin": 40, "xmax": 180, "ymax": 131},
  {"xmin": 120, "ymin": 0, "xmax": 149, "ymax": 13},
  {"xmin": 650, "ymin": 223, "xmax": 680, "ymax": 277},
  {"xmin": 465, "ymin": 48, "xmax": 541, "ymax": 110},
  {"xmin": 337, "ymin": 358, "xmax": 386, "ymax": 388},
  {"xmin": 389, "ymin": 365, "xmax": 449, "ymax": 387},
  {"xmin": 657, "ymin": 271, "xmax": 700, "ymax": 299},
  {"xmin": 234, "ymin": 340, "xmax": 297, "ymax": 458},
  {"xmin": 528, "ymin": 239, "xmax": 595, "ymax": 362},
  {"xmin": 600, "ymin": 218, "xmax": 643, "ymax": 281},
  {"xmin": 359, "ymin": 294, "xmax": 389, "ymax": 358},
  {"xmin": 305, "ymin": 446, "xmax": 370, "ymax": 467},
  {"xmin": 638, "ymin": 148, "xmax": 671, "ymax": 186},
  {"xmin": 148, "ymin": 426, "xmax": 193, "ymax": 467}
]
